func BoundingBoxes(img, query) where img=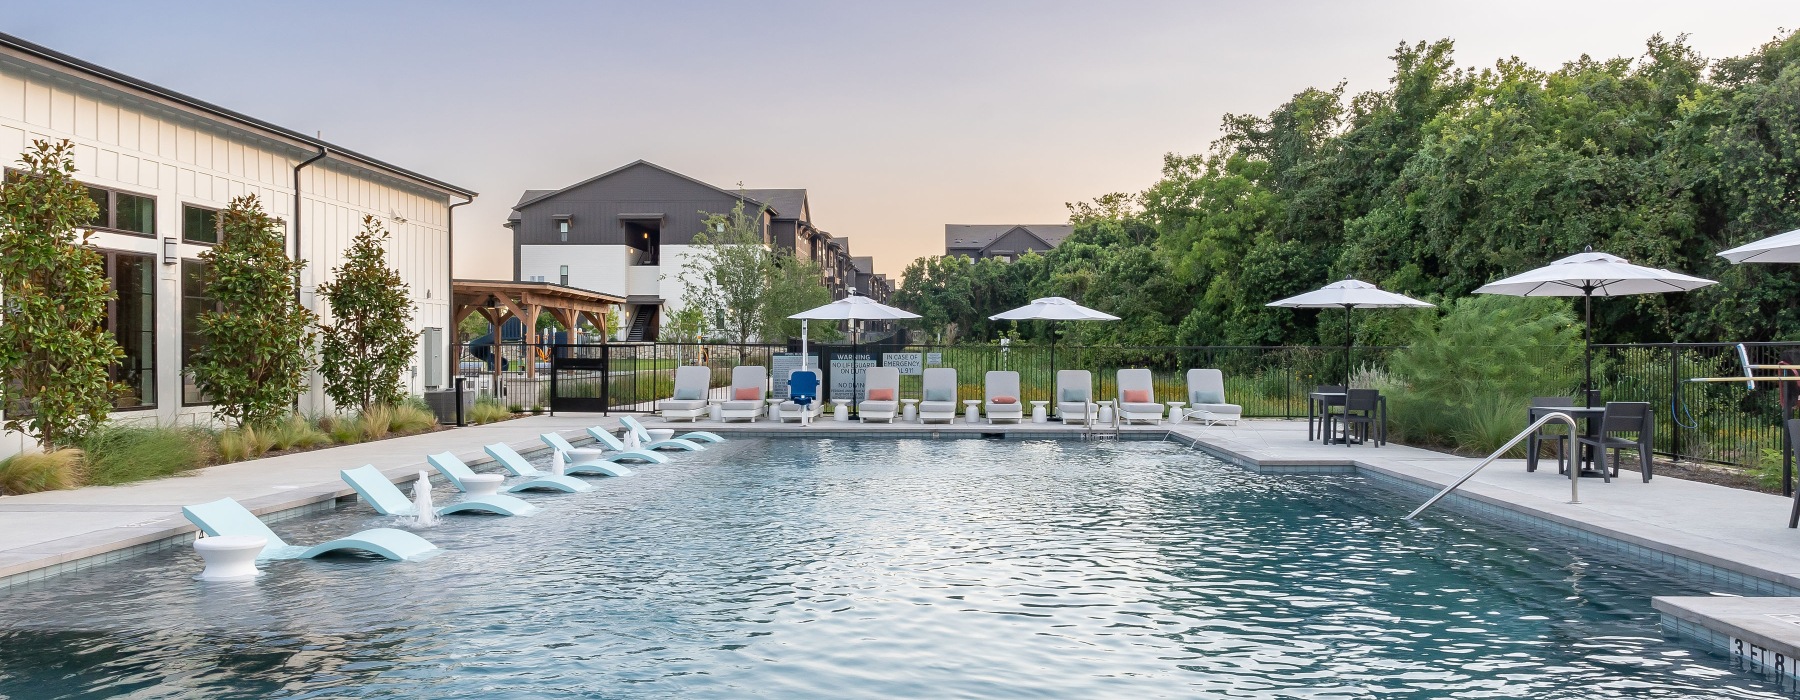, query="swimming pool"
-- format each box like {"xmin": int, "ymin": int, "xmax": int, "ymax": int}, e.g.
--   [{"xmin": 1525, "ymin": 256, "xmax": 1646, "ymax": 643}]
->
[{"xmin": 0, "ymin": 438, "xmax": 1788, "ymax": 698}]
